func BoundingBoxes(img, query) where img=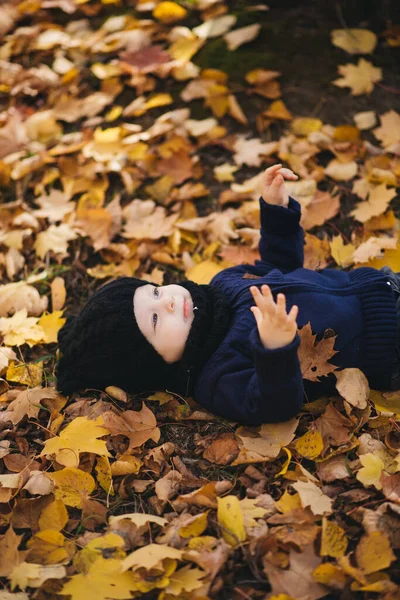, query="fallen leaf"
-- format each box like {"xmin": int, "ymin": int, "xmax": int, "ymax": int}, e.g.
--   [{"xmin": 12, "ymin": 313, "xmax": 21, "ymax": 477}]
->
[{"xmin": 333, "ymin": 59, "xmax": 382, "ymax": 95}]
